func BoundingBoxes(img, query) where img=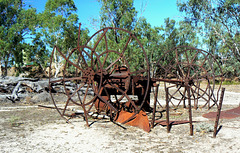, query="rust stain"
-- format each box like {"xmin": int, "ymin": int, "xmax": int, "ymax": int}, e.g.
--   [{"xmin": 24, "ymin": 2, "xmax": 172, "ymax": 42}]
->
[
  {"xmin": 203, "ymin": 106, "xmax": 240, "ymax": 120},
  {"xmin": 115, "ymin": 110, "xmax": 150, "ymax": 132}
]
